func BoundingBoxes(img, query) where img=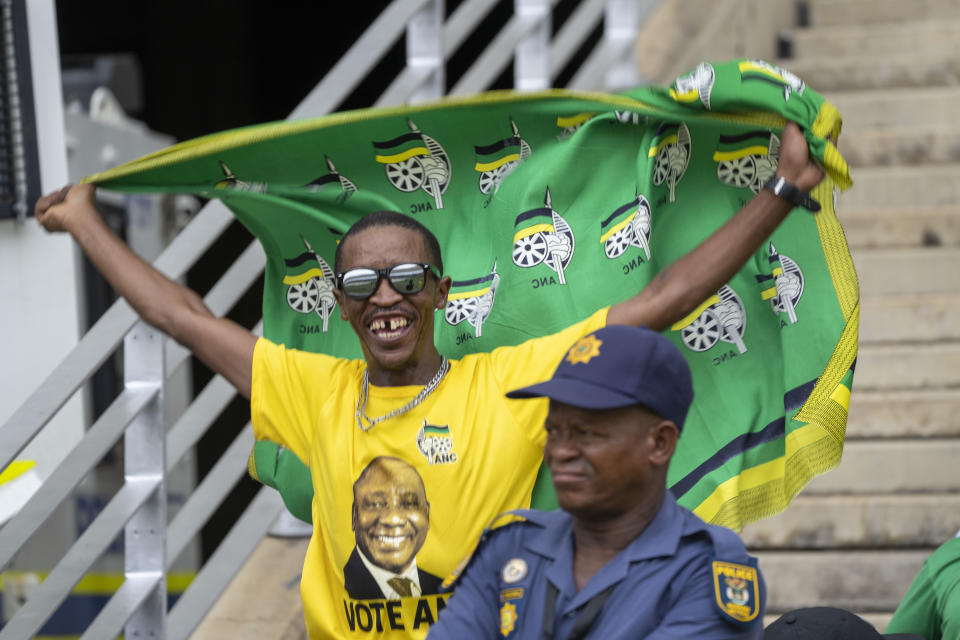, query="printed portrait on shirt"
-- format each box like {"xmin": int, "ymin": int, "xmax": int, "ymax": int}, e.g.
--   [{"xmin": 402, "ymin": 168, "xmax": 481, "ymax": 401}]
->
[{"xmin": 344, "ymin": 456, "xmax": 443, "ymax": 600}]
